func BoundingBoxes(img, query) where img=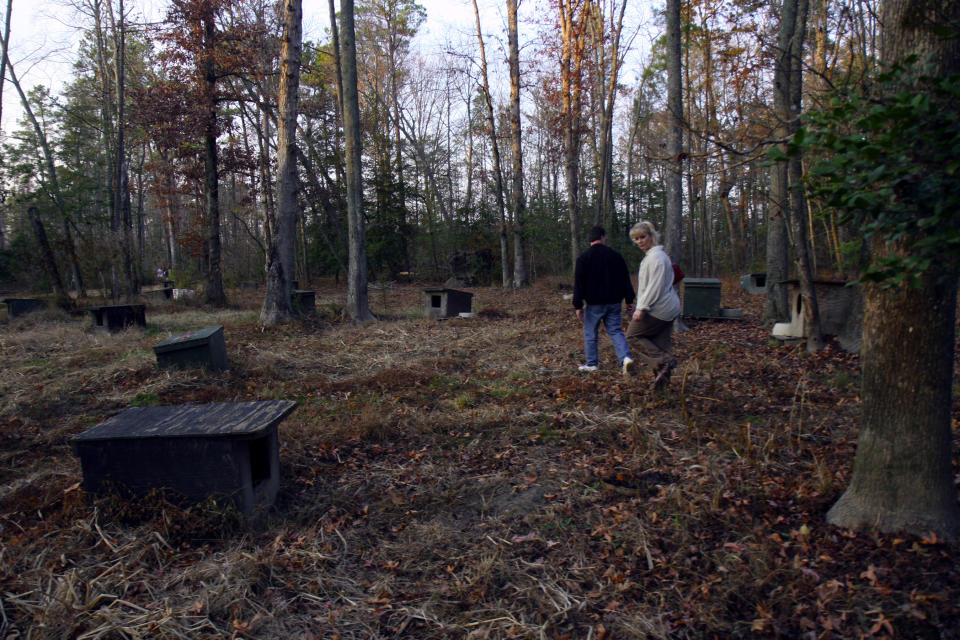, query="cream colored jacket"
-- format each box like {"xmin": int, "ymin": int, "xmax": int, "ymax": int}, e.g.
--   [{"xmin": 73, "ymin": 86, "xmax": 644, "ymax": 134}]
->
[{"xmin": 636, "ymin": 245, "xmax": 681, "ymax": 321}]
